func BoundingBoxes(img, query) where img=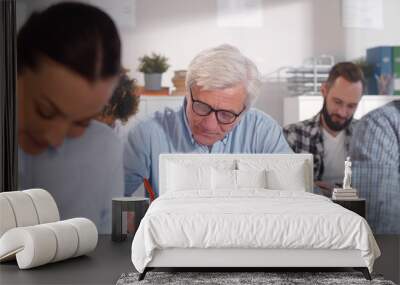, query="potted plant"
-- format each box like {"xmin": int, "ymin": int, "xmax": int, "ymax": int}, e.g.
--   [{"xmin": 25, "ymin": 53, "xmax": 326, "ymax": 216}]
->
[{"xmin": 138, "ymin": 53, "xmax": 170, "ymax": 91}]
